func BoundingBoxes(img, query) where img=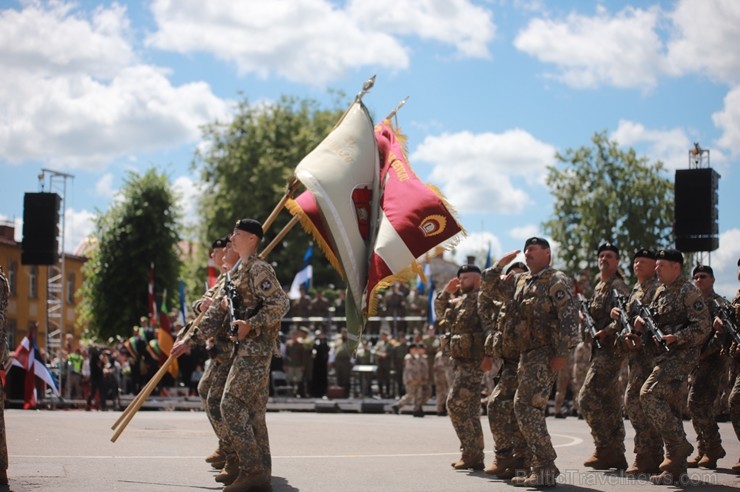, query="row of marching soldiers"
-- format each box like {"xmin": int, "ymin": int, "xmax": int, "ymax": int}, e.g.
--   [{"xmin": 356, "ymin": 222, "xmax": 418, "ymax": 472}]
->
[
  {"xmin": 437, "ymin": 236, "xmax": 740, "ymax": 487},
  {"xmin": 170, "ymin": 219, "xmax": 290, "ymax": 492}
]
